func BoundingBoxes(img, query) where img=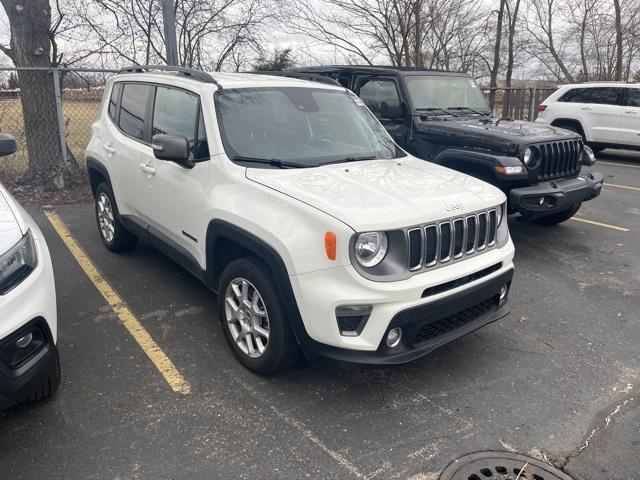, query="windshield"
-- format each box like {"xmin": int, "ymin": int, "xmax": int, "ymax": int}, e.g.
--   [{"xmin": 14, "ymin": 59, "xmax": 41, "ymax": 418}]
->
[
  {"xmin": 404, "ymin": 76, "xmax": 490, "ymax": 112},
  {"xmin": 214, "ymin": 87, "xmax": 404, "ymax": 167}
]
